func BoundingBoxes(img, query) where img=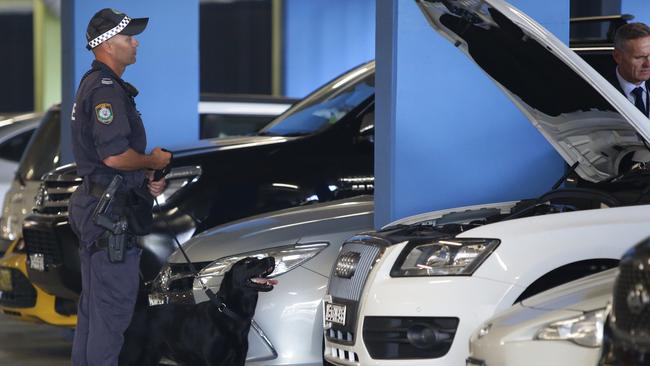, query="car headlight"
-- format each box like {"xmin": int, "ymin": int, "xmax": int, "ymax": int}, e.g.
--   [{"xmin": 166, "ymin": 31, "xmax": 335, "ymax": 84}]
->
[
  {"xmin": 534, "ymin": 308, "xmax": 606, "ymax": 348},
  {"xmin": 13, "ymin": 239, "xmax": 26, "ymax": 253},
  {"xmin": 155, "ymin": 166, "xmax": 202, "ymax": 206},
  {"xmin": 0, "ymin": 215, "xmax": 19, "ymax": 241},
  {"xmin": 151, "ymin": 261, "xmax": 212, "ymax": 294},
  {"xmin": 390, "ymin": 238, "xmax": 500, "ymax": 276},
  {"xmin": 152, "ymin": 263, "xmax": 174, "ymax": 292},
  {"xmin": 194, "ymin": 242, "xmax": 328, "ymax": 291}
]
